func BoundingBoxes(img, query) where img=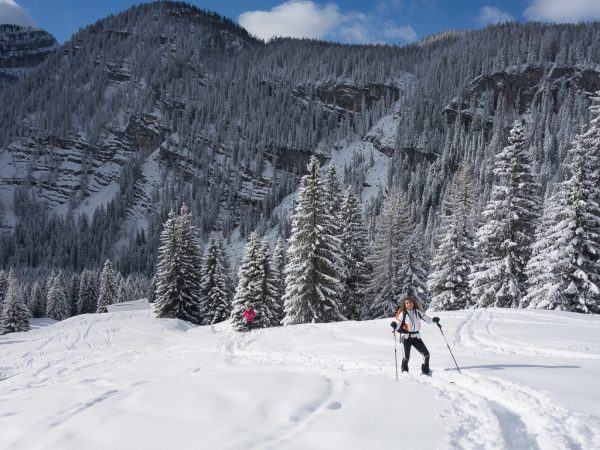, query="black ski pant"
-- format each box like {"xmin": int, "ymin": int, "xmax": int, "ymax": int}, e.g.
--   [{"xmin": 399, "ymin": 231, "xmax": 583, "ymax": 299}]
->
[{"xmin": 402, "ymin": 337, "xmax": 430, "ymax": 371}]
